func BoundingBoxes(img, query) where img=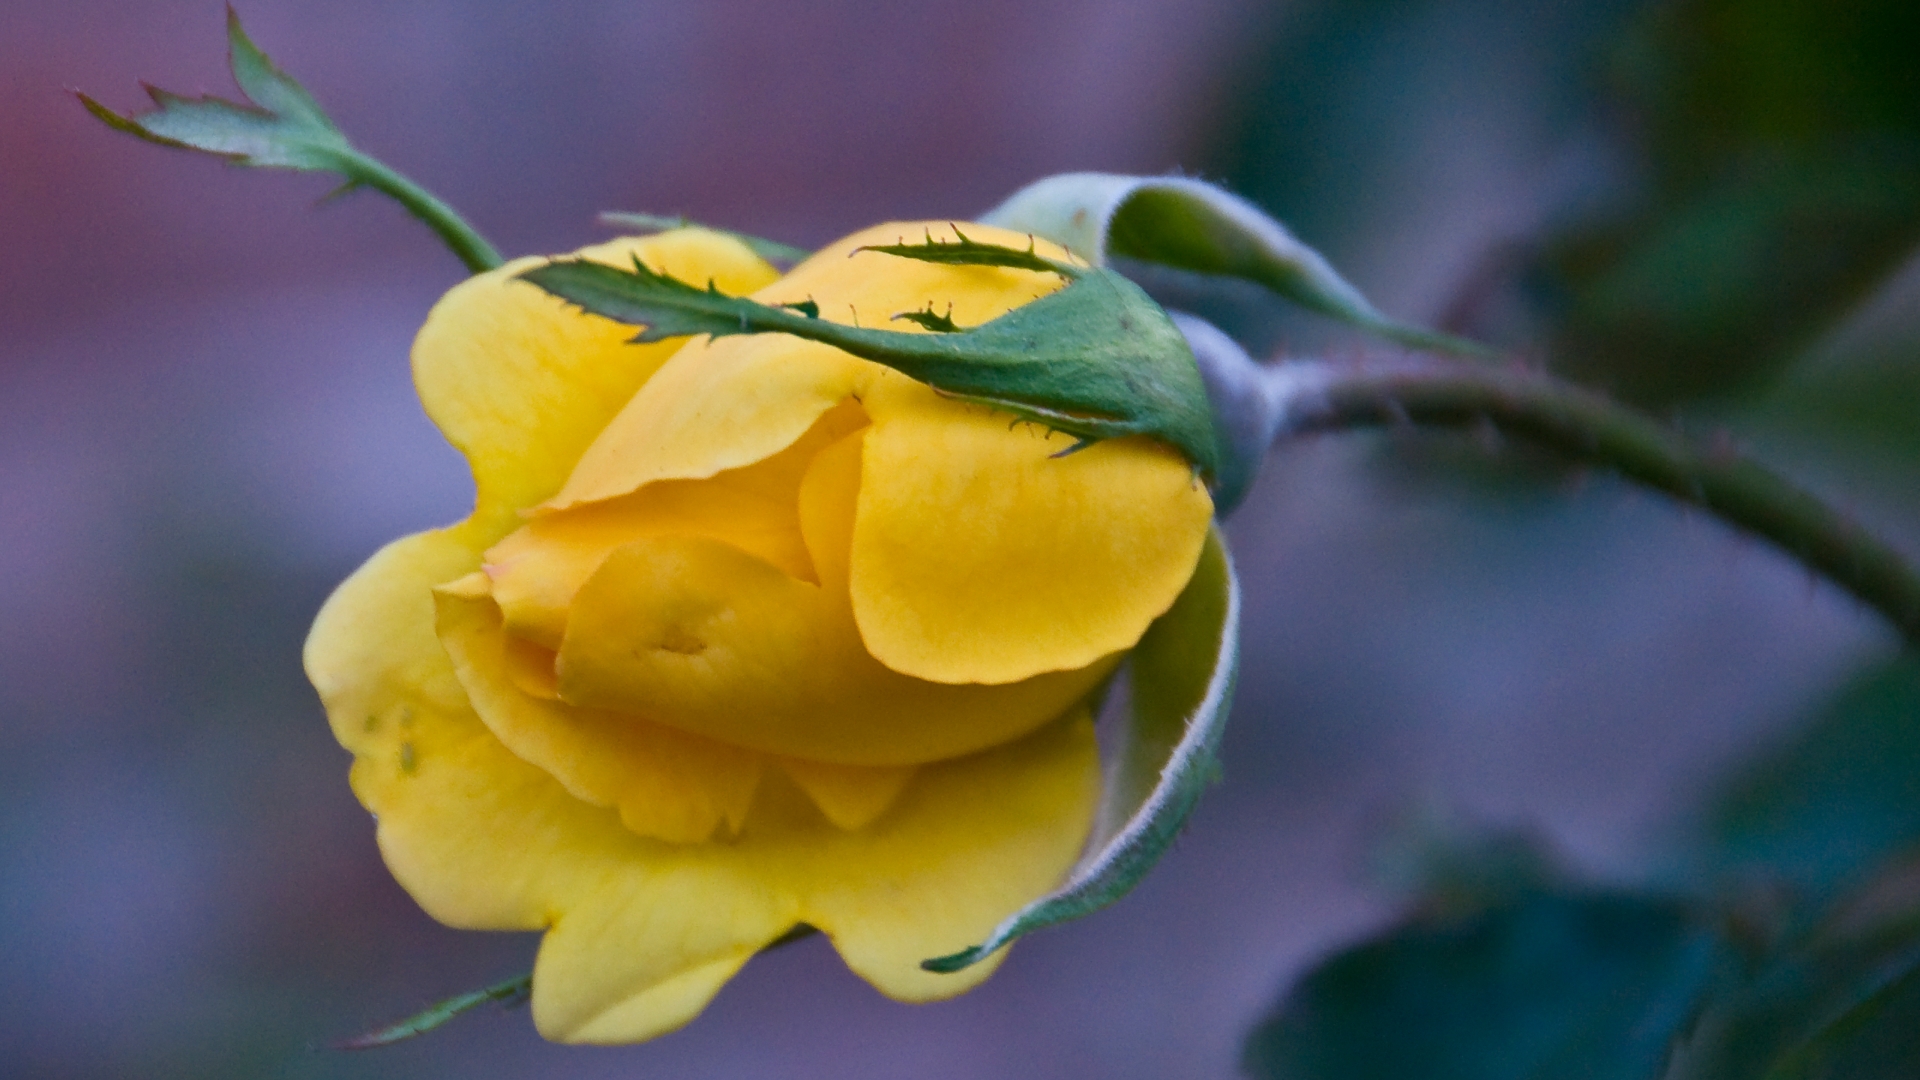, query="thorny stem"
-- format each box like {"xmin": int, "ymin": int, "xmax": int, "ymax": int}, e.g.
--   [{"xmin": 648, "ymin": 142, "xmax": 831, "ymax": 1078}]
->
[{"xmin": 1269, "ymin": 356, "xmax": 1920, "ymax": 646}]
